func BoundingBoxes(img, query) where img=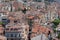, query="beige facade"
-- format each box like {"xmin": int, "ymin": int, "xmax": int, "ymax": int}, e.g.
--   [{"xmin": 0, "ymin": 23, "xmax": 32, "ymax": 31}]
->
[
  {"xmin": 0, "ymin": 35, "xmax": 7, "ymax": 40},
  {"xmin": 5, "ymin": 23, "xmax": 29, "ymax": 40}
]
